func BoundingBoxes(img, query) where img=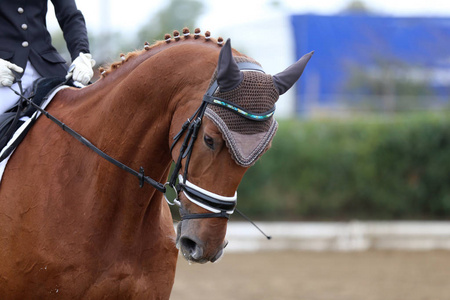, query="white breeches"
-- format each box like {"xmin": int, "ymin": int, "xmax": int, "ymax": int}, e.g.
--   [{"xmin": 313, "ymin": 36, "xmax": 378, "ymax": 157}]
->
[{"xmin": 0, "ymin": 61, "xmax": 41, "ymax": 114}]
